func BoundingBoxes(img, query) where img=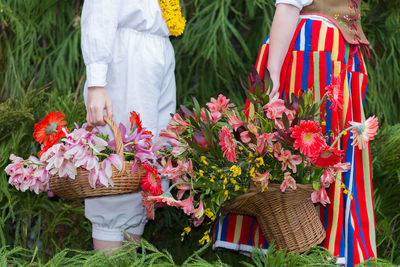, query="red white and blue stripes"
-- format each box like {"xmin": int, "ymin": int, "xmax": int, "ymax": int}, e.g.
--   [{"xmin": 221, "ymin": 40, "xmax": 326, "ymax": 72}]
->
[{"xmin": 213, "ymin": 18, "xmax": 377, "ymax": 267}]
